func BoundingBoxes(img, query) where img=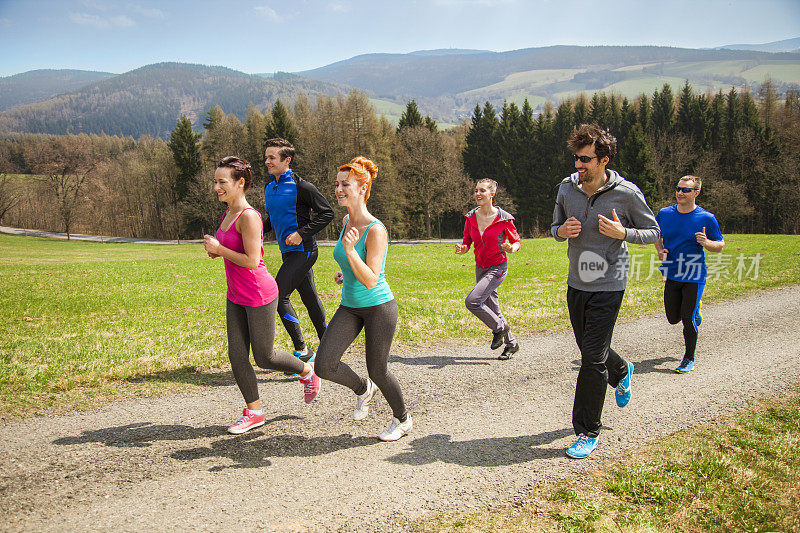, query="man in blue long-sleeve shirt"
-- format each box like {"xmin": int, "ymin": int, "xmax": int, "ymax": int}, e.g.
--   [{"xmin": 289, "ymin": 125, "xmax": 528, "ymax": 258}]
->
[{"xmin": 264, "ymin": 138, "xmax": 334, "ymax": 369}]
